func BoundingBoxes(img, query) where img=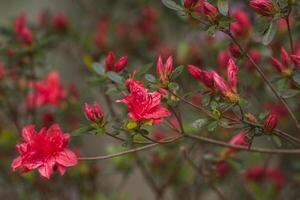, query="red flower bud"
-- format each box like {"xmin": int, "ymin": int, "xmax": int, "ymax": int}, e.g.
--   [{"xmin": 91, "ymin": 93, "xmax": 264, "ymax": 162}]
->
[
  {"xmin": 156, "ymin": 56, "xmax": 173, "ymax": 84},
  {"xmin": 269, "ymin": 48, "xmax": 292, "ymax": 76},
  {"xmin": 290, "ymin": 55, "xmax": 300, "ymax": 70},
  {"xmin": 187, "ymin": 65, "xmax": 214, "ymax": 88},
  {"xmin": 202, "ymin": 2, "xmax": 219, "ymax": 22},
  {"xmin": 105, "ymin": 51, "xmax": 127, "ymax": 73},
  {"xmin": 264, "ymin": 113, "xmax": 278, "ymax": 132},
  {"xmin": 227, "ymin": 58, "xmax": 239, "ymax": 93},
  {"xmin": 84, "ymin": 102, "xmax": 104, "ymax": 122},
  {"xmin": 14, "ymin": 14, "xmax": 34, "ymax": 46},
  {"xmin": 84, "ymin": 103, "xmax": 95, "ymax": 122},
  {"xmin": 230, "ymin": 9, "xmax": 251, "ymax": 39},
  {"xmin": 249, "ymin": 0, "xmax": 279, "ymax": 17},
  {"xmin": 93, "ymin": 101, "xmax": 104, "ymax": 120}
]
